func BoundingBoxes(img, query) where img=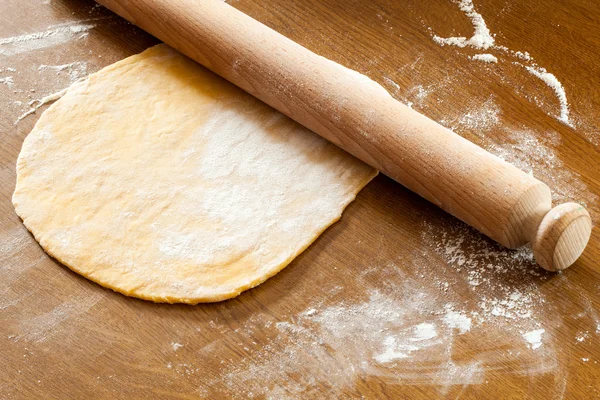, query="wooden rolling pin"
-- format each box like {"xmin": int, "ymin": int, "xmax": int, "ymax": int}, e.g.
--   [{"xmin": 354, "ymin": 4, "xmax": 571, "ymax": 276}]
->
[{"xmin": 96, "ymin": 0, "xmax": 592, "ymax": 271}]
